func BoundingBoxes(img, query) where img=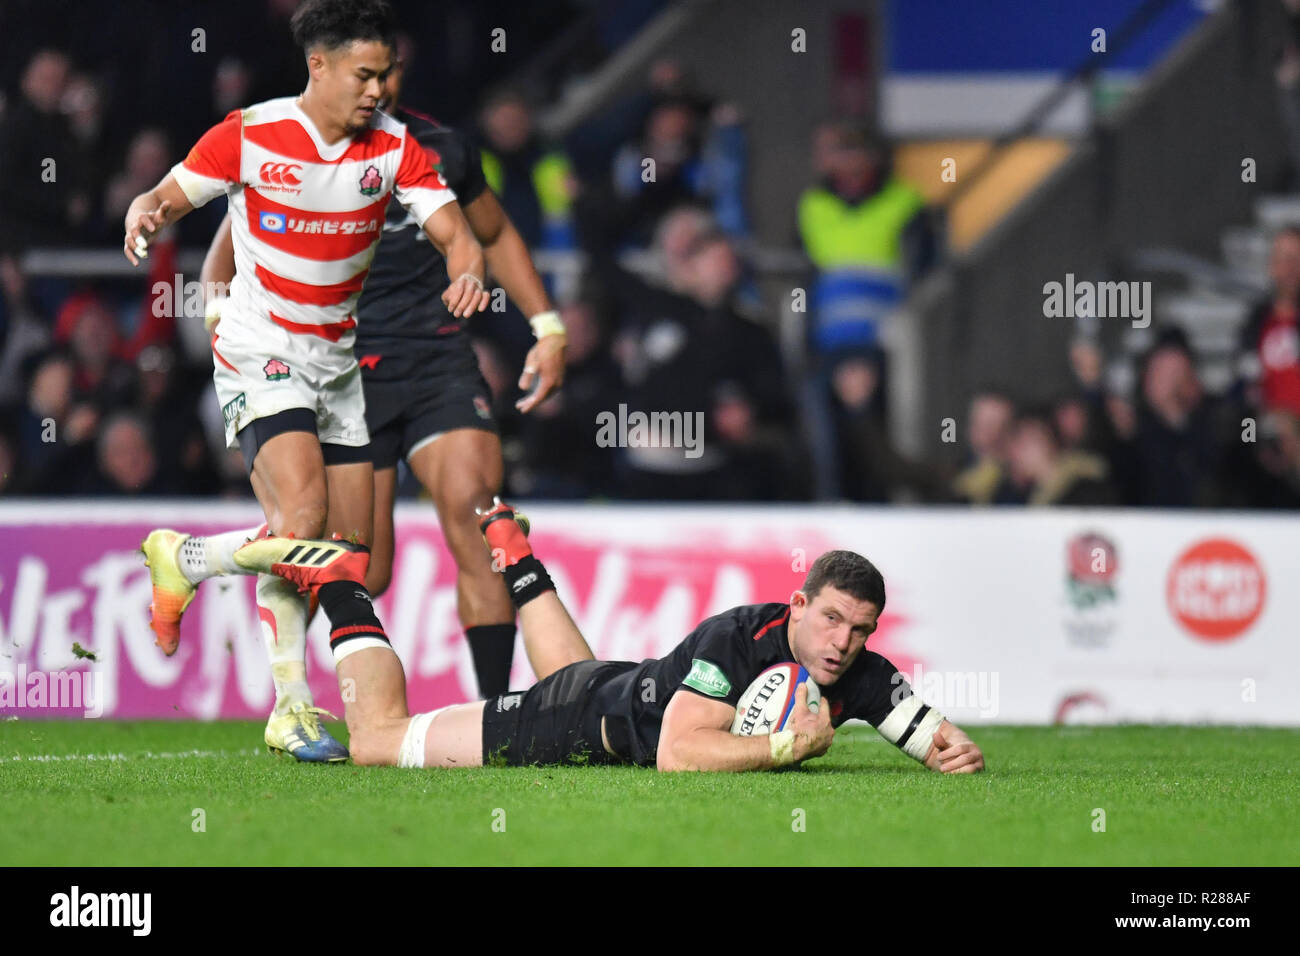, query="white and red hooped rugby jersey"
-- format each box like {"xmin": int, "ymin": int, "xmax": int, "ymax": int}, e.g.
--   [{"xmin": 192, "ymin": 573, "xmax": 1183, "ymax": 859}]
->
[{"xmin": 170, "ymin": 96, "xmax": 456, "ymax": 341}]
